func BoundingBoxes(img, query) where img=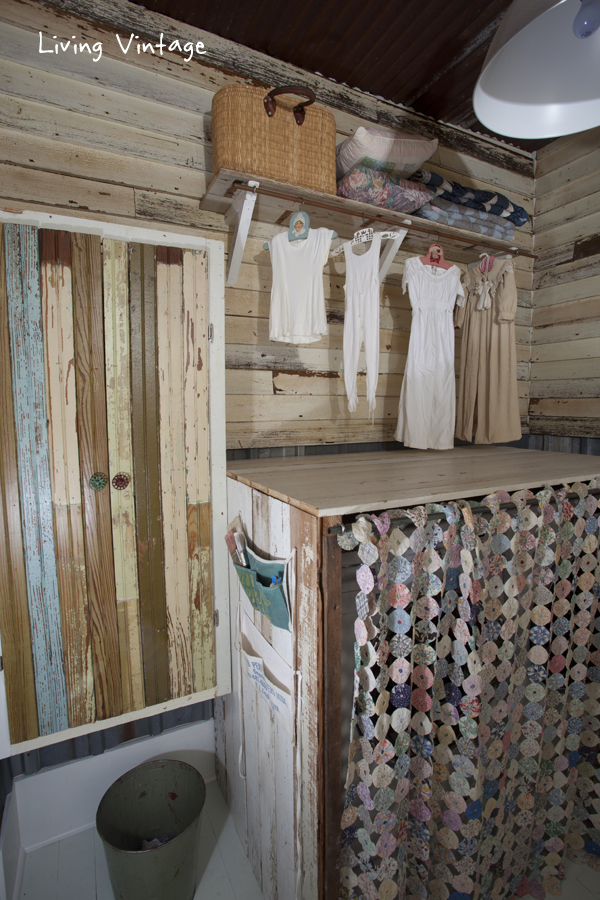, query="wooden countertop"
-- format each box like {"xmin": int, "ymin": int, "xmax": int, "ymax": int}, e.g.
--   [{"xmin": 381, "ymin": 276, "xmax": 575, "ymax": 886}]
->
[{"xmin": 226, "ymin": 446, "xmax": 600, "ymax": 517}]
